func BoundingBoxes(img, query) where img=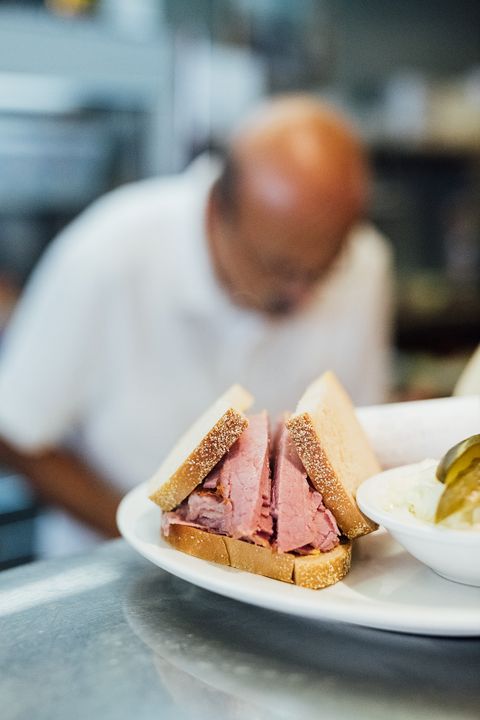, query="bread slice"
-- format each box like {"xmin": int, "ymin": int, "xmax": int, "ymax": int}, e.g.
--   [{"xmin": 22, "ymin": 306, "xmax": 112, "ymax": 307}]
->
[
  {"xmin": 149, "ymin": 385, "xmax": 253, "ymax": 511},
  {"xmin": 163, "ymin": 525, "xmax": 351, "ymax": 589},
  {"xmin": 224, "ymin": 536, "xmax": 295, "ymax": 583},
  {"xmin": 294, "ymin": 543, "xmax": 352, "ymax": 590},
  {"xmin": 287, "ymin": 371, "xmax": 380, "ymax": 539},
  {"xmin": 164, "ymin": 524, "xmax": 230, "ymax": 564}
]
